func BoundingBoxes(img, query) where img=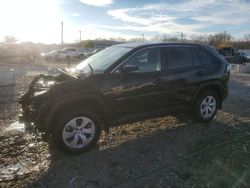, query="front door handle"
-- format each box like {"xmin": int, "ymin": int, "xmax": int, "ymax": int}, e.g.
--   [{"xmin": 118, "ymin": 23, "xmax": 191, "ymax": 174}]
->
[{"xmin": 153, "ymin": 78, "xmax": 165, "ymax": 85}]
